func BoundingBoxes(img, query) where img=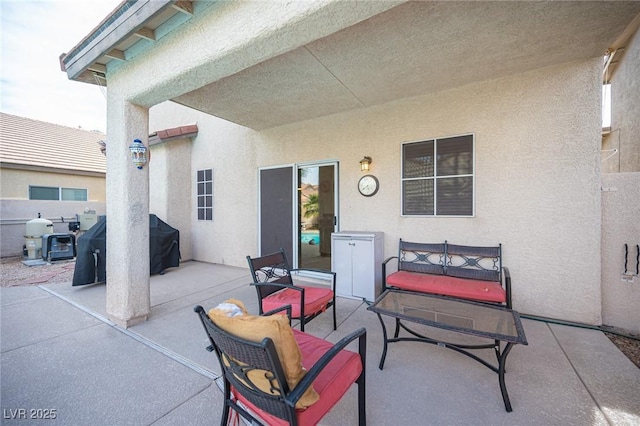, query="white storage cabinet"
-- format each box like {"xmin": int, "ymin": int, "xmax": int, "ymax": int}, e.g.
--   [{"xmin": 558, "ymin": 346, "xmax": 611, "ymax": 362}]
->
[{"xmin": 331, "ymin": 231, "xmax": 384, "ymax": 302}]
